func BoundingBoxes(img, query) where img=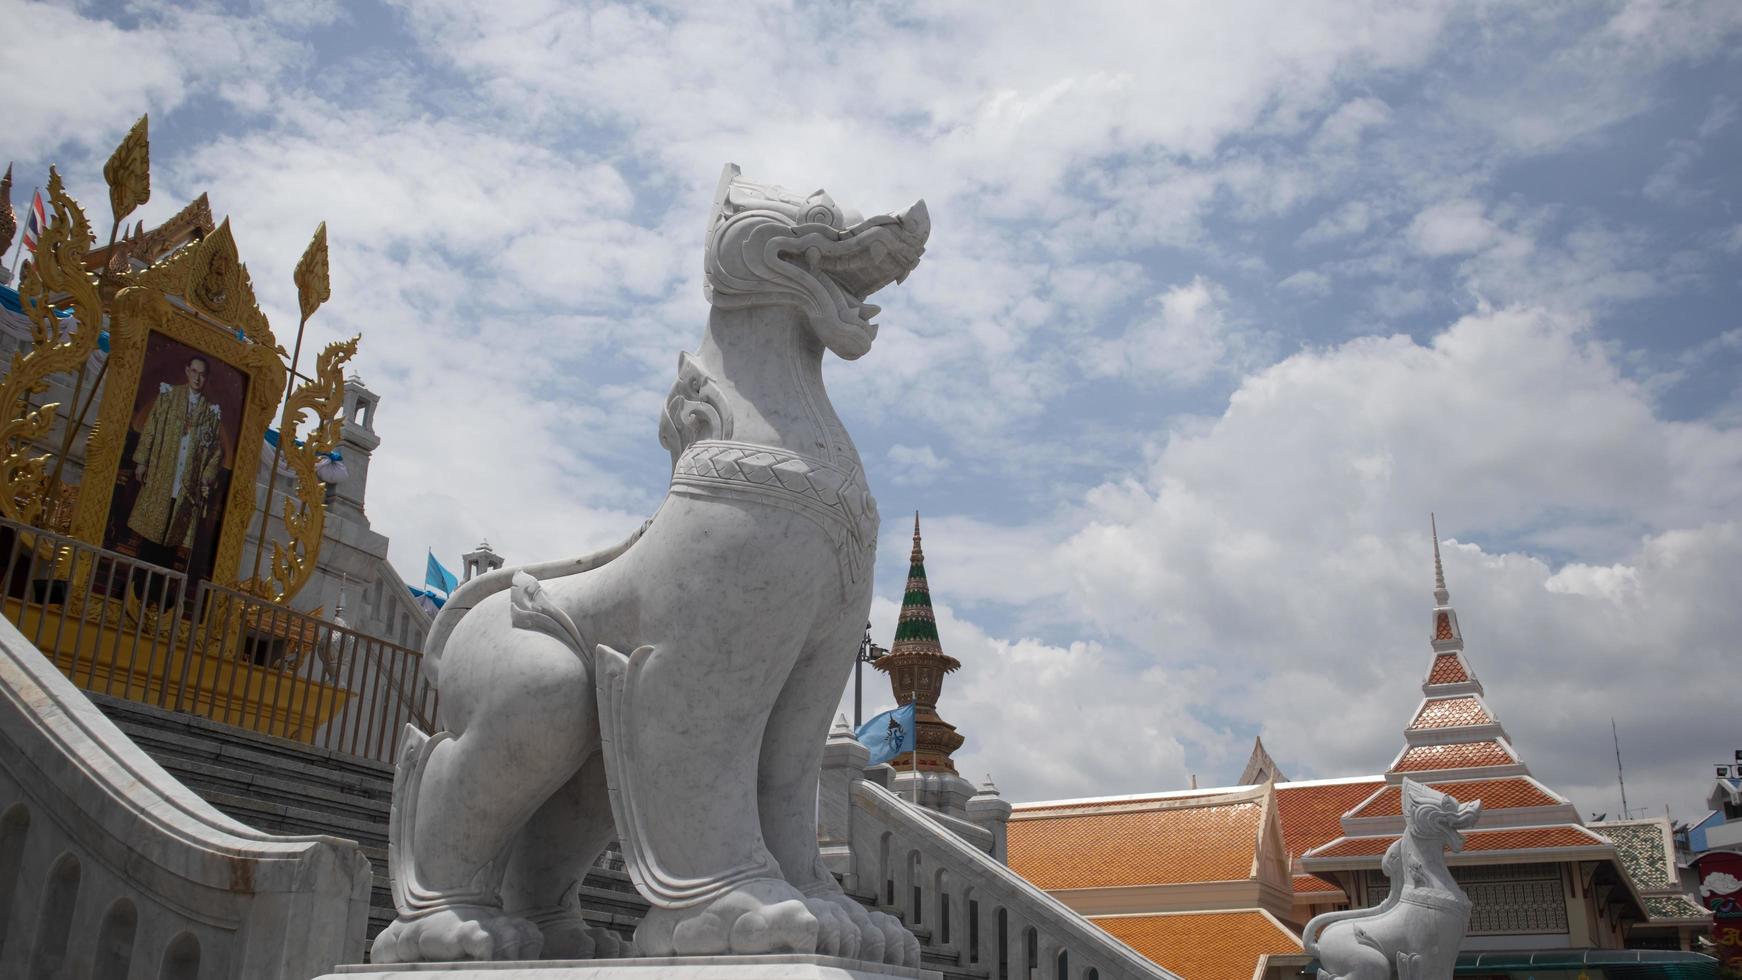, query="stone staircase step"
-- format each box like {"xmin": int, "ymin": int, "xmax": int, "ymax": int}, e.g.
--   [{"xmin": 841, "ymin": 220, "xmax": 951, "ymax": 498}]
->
[
  {"xmin": 143, "ymin": 754, "xmax": 391, "ymax": 822},
  {"xmin": 91, "ymin": 693, "xmax": 395, "ymax": 790}
]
